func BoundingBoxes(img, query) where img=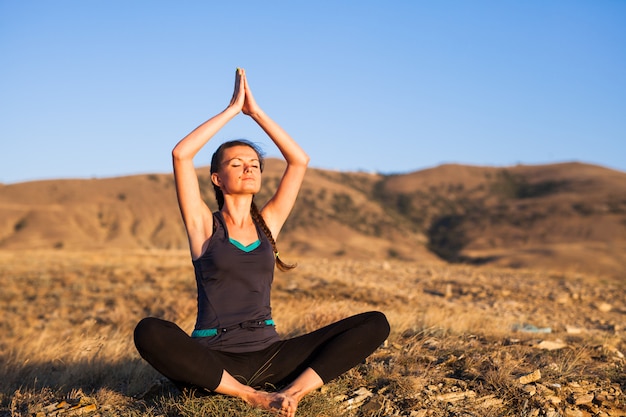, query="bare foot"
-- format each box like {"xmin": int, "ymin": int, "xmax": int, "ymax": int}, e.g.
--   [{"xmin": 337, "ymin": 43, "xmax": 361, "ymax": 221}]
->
[{"xmin": 243, "ymin": 390, "xmax": 299, "ymax": 417}]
